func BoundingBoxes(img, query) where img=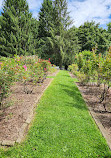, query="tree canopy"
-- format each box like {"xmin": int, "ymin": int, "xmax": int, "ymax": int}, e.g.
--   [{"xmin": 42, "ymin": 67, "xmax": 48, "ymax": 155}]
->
[{"xmin": 0, "ymin": 0, "xmax": 111, "ymax": 68}]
